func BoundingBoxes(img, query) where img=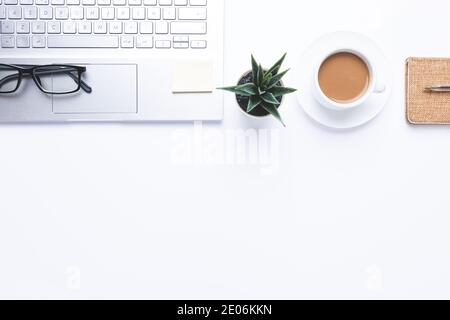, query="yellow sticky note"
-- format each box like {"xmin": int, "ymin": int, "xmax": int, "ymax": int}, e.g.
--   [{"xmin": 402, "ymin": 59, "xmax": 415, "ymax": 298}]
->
[{"xmin": 172, "ymin": 60, "xmax": 214, "ymax": 93}]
